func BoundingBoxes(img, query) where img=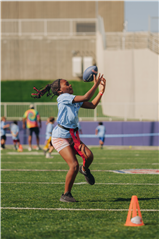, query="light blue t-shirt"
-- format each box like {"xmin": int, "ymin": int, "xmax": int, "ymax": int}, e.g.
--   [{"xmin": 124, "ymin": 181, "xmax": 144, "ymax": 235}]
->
[
  {"xmin": 46, "ymin": 123, "xmax": 54, "ymax": 140},
  {"xmin": 77, "ymin": 122, "xmax": 82, "ymax": 131},
  {"xmin": 96, "ymin": 125, "xmax": 106, "ymax": 137},
  {"xmin": 52, "ymin": 93, "xmax": 83, "ymax": 138},
  {"xmin": 0, "ymin": 121, "xmax": 6, "ymax": 136},
  {"xmin": 11, "ymin": 124, "xmax": 19, "ymax": 140}
]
